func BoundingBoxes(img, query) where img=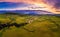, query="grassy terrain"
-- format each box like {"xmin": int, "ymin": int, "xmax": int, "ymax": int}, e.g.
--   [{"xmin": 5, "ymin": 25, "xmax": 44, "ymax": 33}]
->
[{"xmin": 0, "ymin": 14, "xmax": 60, "ymax": 37}]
